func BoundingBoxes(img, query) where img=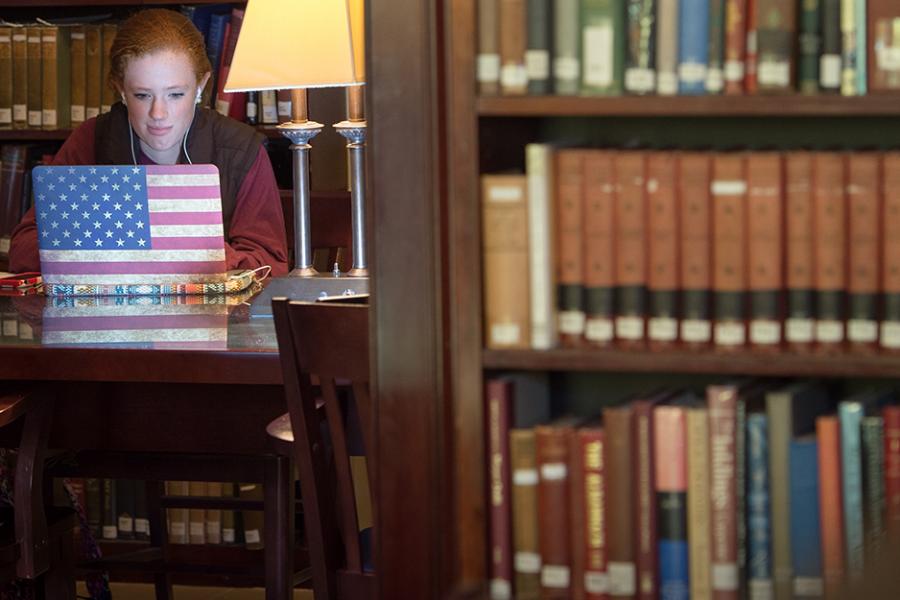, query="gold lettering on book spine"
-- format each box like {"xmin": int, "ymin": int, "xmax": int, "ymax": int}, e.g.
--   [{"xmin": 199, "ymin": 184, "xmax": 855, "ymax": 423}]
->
[
  {"xmin": 585, "ymin": 438, "xmax": 605, "ymax": 570},
  {"xmin": 490, "ymin": 398, "xmax": 503, "ymax": 506}
]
